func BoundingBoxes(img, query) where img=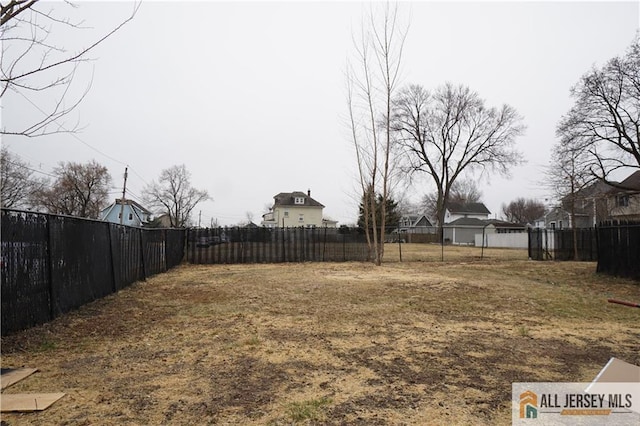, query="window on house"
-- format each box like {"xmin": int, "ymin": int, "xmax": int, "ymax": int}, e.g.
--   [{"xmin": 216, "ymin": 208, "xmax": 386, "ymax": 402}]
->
[
  {"xmin": 558, "ymin": 220, "xmax": 563, "ymax": 229},
  {"xmin": 294, "ymin": 197, "xmax": 305, "ymax": 205},
  {"xmin": 284, "ymin": 211, "xmax": 289, "ymax": 218},
  {"xmin": 617, "ymin": 195, "xmax": 630, "ymax": 207},
  {"xmin": 128, "ymin": 213, "xmax": 133, "ymax": 221},
  {"xmin": 298, "ymin": 214, "xmax": 304, "ymax": 222}
]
